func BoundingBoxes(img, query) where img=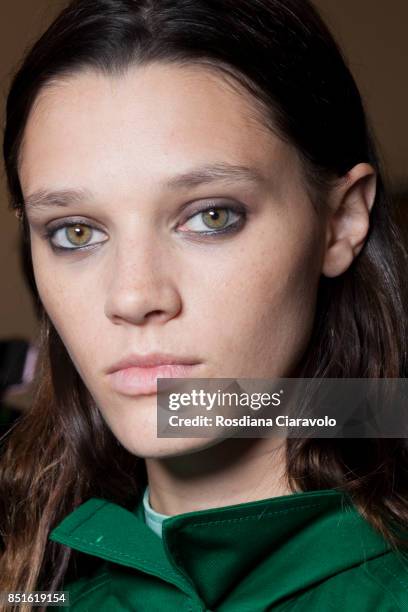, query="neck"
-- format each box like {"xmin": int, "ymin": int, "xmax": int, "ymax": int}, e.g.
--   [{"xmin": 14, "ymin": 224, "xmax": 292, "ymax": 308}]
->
[{"xmin": 145, "ymin": 437, "xmax": 292, "ymax": 516}]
